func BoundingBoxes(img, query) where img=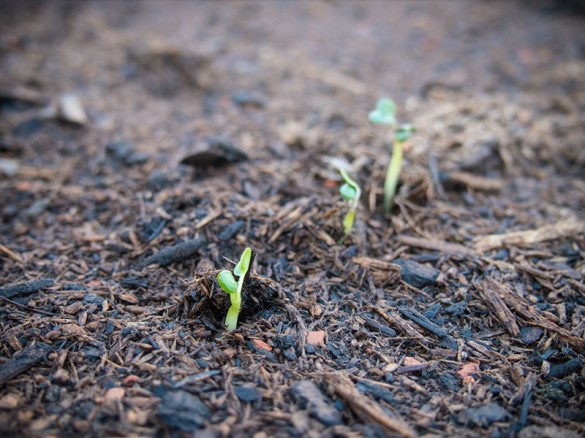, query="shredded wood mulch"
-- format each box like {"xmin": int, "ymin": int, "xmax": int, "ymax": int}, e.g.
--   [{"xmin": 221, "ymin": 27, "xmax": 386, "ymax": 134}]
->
[{"xmin": 1, "ymin": 1, "xmax": 584, "ymax": 437}]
